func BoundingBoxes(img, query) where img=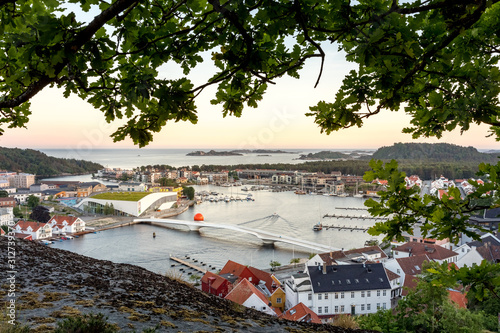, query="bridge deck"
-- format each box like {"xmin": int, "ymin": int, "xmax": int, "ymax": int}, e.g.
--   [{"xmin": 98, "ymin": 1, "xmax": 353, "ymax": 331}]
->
[{"xmin": 134, "ymin": 218, "xmax": 339, "ymax": 252}]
